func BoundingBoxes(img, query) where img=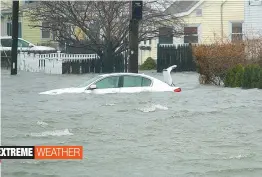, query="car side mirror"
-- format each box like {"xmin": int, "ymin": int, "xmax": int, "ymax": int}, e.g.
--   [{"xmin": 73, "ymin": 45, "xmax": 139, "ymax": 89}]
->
[
  {"xmin": 29, "ymin": 44, "xmax": 34, "ymax": 48},
  {"xmin": 89, "ymin": 84, "xmax": 97, "ymax": 90}
]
